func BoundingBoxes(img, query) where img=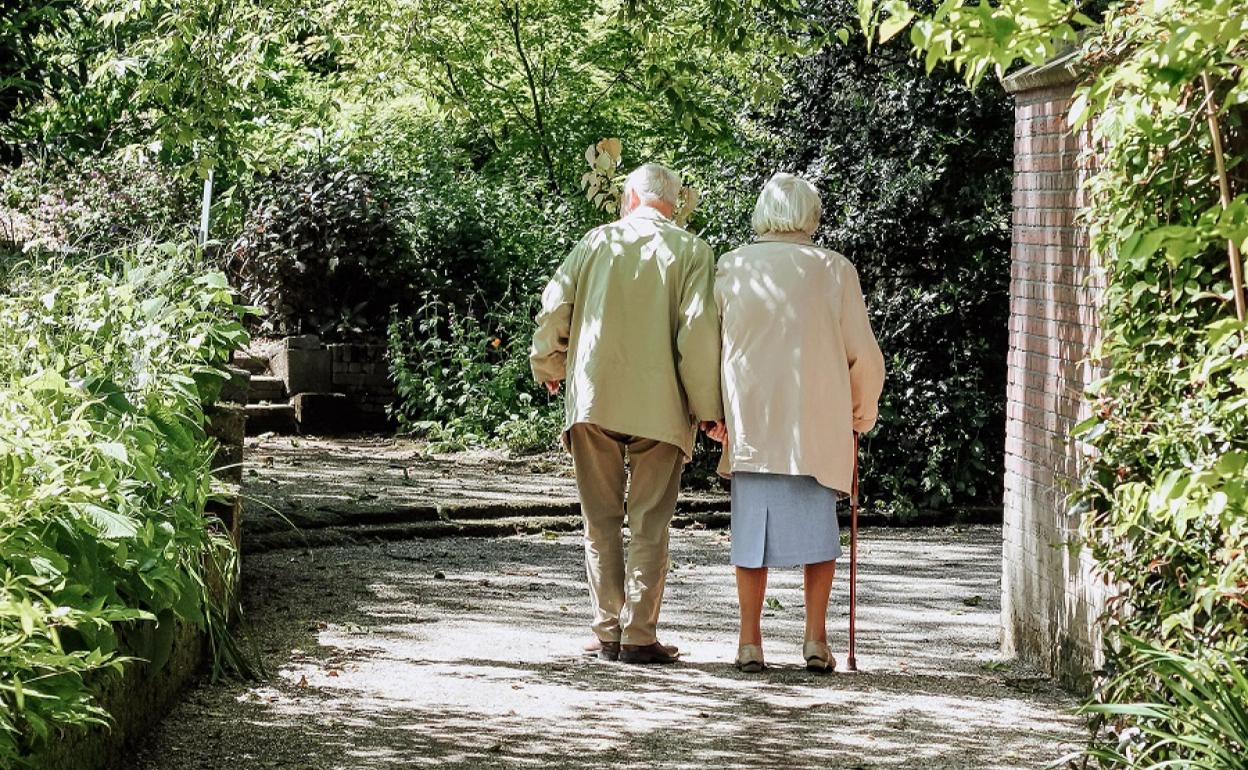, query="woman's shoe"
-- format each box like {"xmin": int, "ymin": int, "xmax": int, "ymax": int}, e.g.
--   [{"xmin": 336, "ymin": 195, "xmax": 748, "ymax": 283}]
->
[
  {"xmin": 803, "ymin": 640, "xmax": 836, "ymax": 673},
  {"xmin": 736, "ymin": 644, "xmax": 766, "ymax": 673}
]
